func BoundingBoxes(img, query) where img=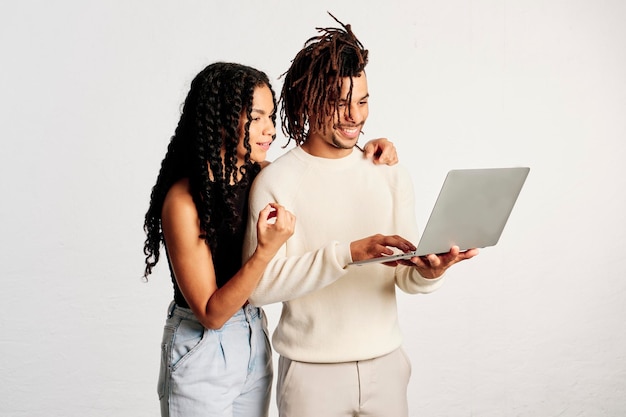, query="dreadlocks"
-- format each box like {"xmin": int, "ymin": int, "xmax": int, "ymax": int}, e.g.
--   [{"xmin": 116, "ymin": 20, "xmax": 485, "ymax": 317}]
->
[{"xmin": 280, "ymin": 12, "xmax": 369, "ymax": 146}]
